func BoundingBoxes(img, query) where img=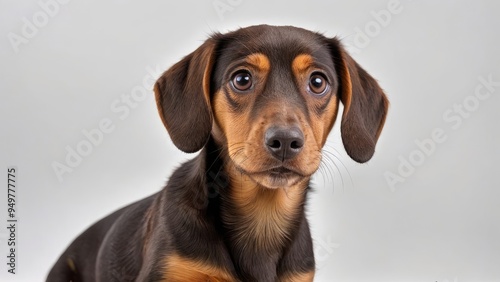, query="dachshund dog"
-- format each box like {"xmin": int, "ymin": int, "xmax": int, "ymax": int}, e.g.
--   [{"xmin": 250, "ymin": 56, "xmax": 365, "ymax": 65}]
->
[{"xmin": 47, "ymin": 25, "xmax": 388, "ymax": 282}]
